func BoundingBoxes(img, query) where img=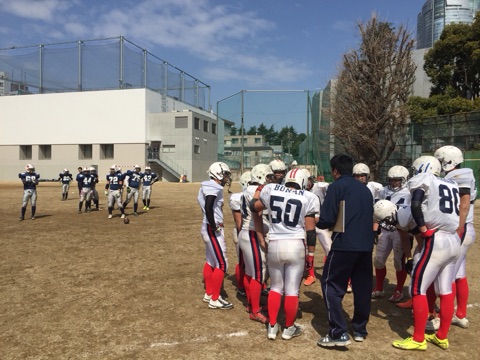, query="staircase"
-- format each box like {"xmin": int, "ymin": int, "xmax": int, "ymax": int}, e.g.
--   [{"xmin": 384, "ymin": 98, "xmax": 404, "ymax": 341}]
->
[{"xmin": 147, "ymin": 153, "xmax": 187, "ymax": 181}]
